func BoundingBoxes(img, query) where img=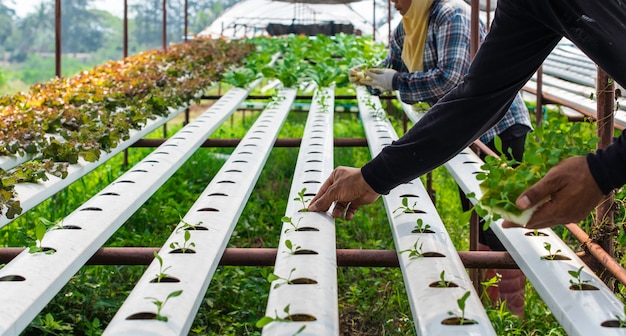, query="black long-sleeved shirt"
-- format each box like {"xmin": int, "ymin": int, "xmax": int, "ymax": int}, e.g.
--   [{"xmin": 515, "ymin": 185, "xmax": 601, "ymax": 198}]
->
[{"xmin": 362, "ymin": 0, "xmax": 626, "ymax": 195}]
